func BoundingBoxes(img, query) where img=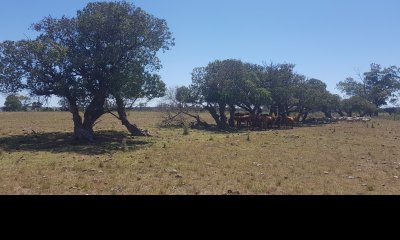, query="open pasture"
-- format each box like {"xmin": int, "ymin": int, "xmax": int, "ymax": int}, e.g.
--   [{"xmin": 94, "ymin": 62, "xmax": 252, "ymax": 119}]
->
[{"xmin": 0, "ymin": 111, "xmax": 399, "ymax": 195}]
